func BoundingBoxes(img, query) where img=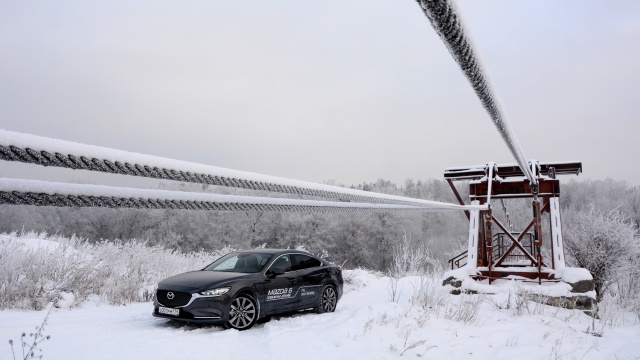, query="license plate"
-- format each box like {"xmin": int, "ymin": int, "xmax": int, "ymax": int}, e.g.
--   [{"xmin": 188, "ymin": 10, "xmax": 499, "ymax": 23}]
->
[{"xmin": 159, "ymin": 306, "xmax": 179, "ymax": 316}]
